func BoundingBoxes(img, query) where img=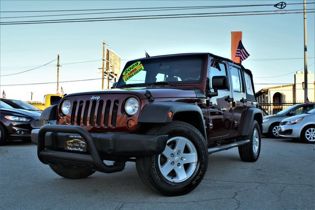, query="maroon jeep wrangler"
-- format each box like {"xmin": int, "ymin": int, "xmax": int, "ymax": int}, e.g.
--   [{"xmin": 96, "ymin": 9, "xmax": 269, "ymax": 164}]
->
[{"xmin": 32, "ymin": 53, "xmax": 262, "ymax": 196}]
